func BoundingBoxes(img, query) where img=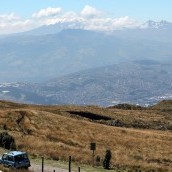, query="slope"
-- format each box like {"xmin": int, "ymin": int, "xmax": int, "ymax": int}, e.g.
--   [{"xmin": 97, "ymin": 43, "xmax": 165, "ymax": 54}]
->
[
  {"xmin": 1, "ymin": 27, "xmax": 172, "ymax": 82},
  {"xmin": 0, "ymin": 100, "xmax": 172, "ymax": 171},
  {"xmin": 1, "ymin": 60, "xmax": 172, "ymax": 106}
]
